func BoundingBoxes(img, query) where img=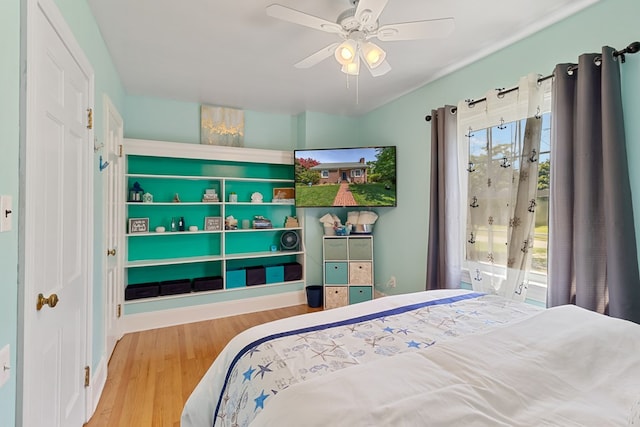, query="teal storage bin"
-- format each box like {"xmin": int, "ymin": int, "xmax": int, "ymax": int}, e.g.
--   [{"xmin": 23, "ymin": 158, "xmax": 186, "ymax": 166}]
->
[
  {"xmin": 265, "ymin": 265, "xmax": 284, "ymax": 284},
  {"xmin": 226, "ymin": 269, "xmax": 246, "ymax": 288},
  {"xmin": 325, "ymin": 262, "xmax": 348, "ymax": 284},
  {"xmin": 348, "ymin": 237, "xmax": 373, "ymax": 260},
  {"xmin": 349, "ymin": 286, "xmax": 373, "ymax": 304},
  {"xmin": 324, "ymin": 238, "xmax": 347, "ymax": 260}
]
